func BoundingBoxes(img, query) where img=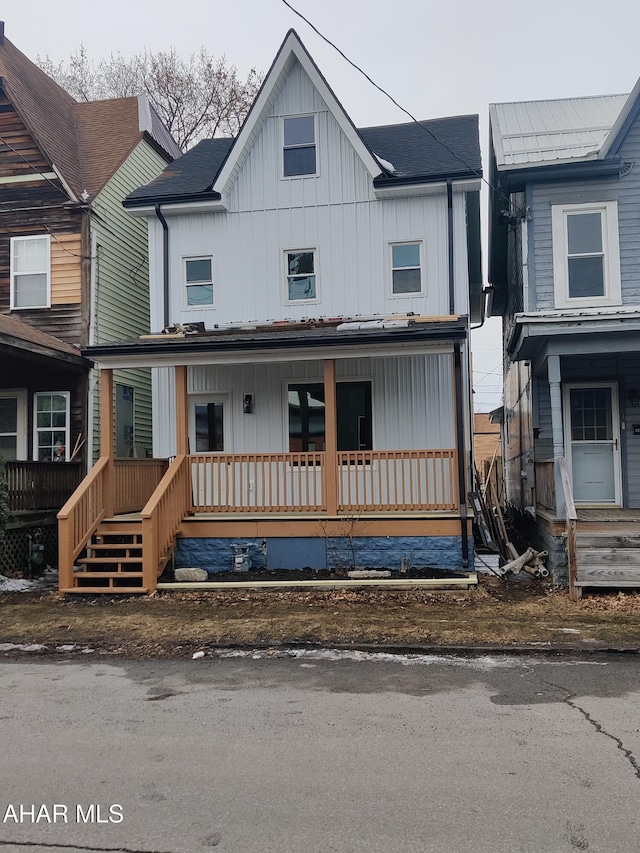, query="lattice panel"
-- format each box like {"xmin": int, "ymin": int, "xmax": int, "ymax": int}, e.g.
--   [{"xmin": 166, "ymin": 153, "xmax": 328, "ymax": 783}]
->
[{"xmin": 0, "ymin": 522, "xmax": 58, "ymax": 577}]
